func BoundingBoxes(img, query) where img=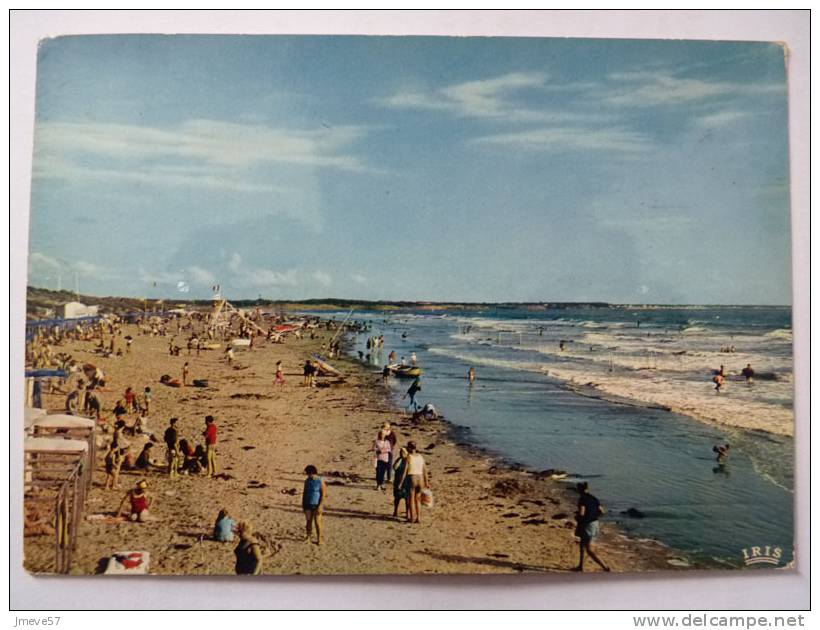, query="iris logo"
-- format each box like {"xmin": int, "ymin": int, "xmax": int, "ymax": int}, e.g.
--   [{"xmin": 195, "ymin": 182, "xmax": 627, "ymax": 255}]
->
[{"xmin": 741, "ymin": 545, "xmax": 783, "ymax": 566}]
